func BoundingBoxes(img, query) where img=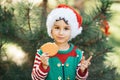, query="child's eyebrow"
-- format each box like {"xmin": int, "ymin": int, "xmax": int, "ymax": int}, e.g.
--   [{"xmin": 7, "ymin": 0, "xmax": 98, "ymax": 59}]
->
[
  {"xmin": 54, "ymin": 24, "xmax": 59, "ymax": 26},
  {"xmin": 54, "ymin": 24, "xmax": 70, "ymax": 27},
  {"xmin": 64, "ymin": 25, "xmax": 70, "ymax": 27}
]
